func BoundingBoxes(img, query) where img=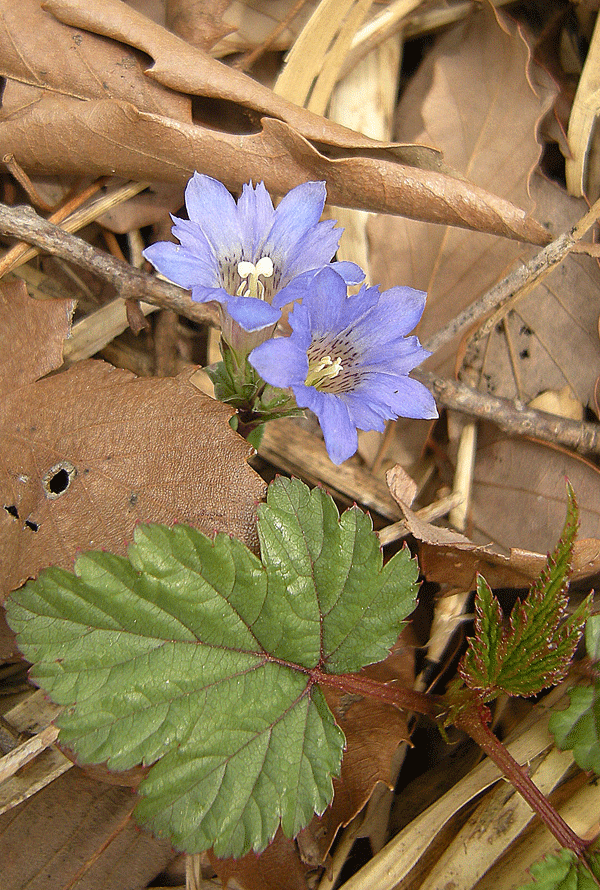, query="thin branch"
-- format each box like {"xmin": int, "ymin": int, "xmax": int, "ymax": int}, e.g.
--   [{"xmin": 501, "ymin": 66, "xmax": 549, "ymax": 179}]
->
[
  {"xmin": 0, "ymin": 202, "xmax": 218, "ymax": 327},
  {"xmin": 416, "ymin": 369, "xmax": 600, "ymax": 456},
  {"xmin": 422, "ymin": 195, "xmax": 600, "ymax": 357}
]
